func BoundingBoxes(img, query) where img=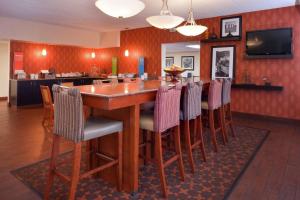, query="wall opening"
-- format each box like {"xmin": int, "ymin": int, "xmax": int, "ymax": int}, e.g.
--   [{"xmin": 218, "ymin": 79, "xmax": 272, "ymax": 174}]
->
[{"xmin": 161, "ymin": 41, "xmax": 200, "ymax": 78}]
